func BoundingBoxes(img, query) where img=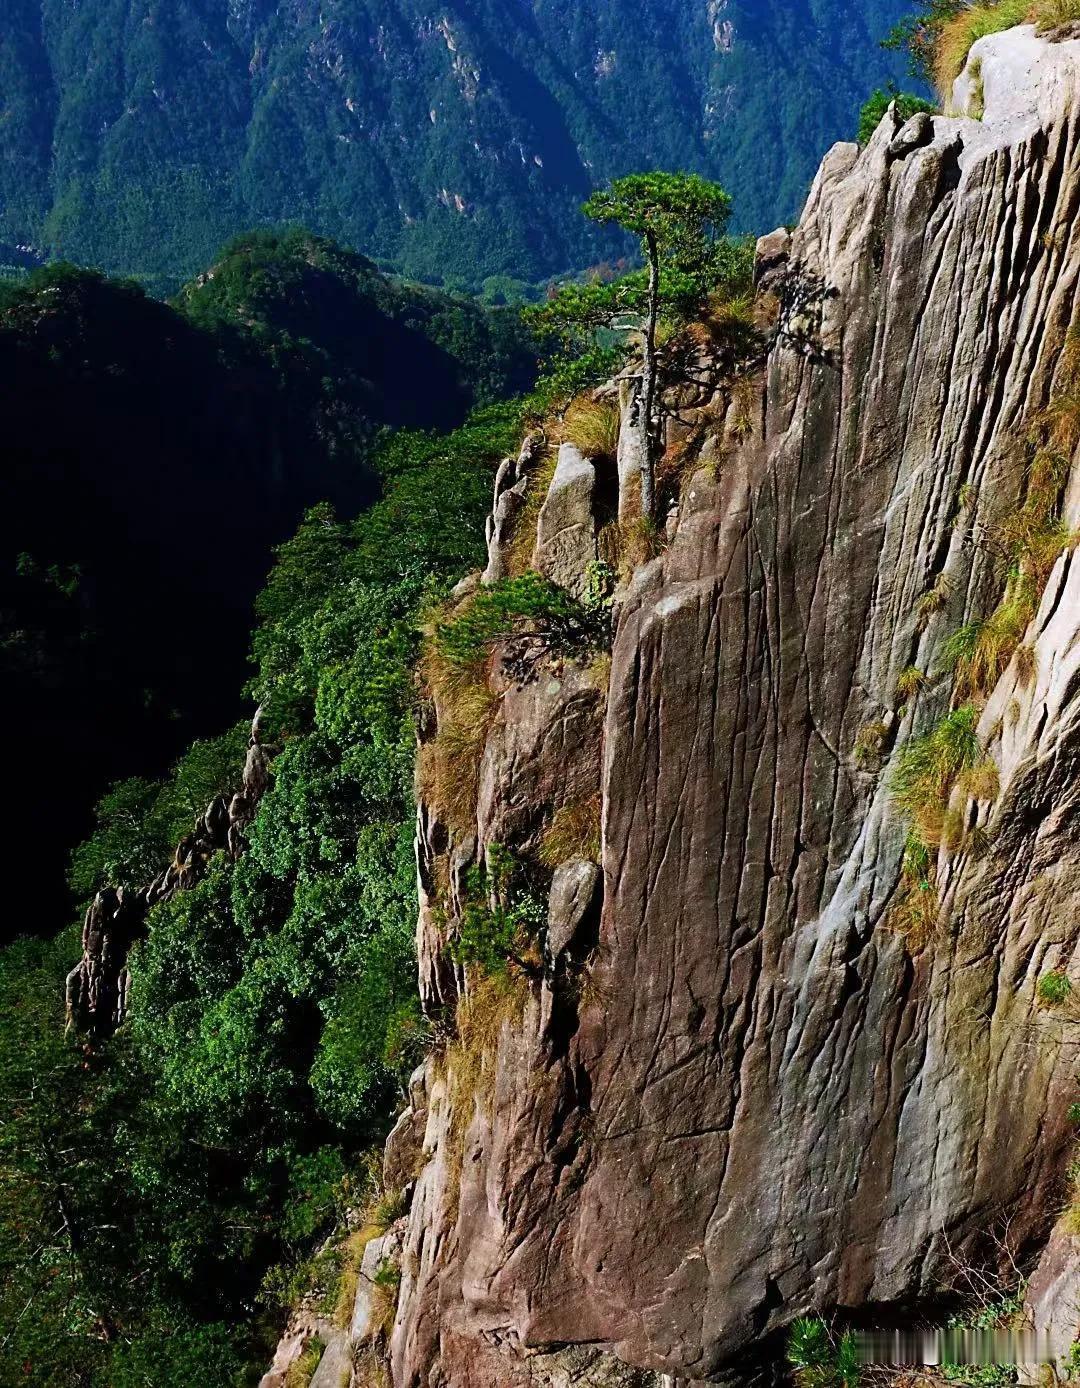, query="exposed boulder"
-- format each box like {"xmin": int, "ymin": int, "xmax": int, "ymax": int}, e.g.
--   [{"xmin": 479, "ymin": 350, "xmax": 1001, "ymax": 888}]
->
[
  {"xmin": 545, "ymin": 858, "xmax": 601, "ymax": 962},
  {"xmin": 532, "ymin": 442, "xmax": 597, "ymax": 598},
  {"xmin": 483, "ymin": 431, "xmax": 544, "ymax": 585}
]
